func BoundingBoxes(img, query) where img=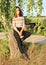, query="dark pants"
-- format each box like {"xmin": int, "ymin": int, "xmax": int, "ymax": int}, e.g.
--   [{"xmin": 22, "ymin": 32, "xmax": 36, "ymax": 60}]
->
[{"xmin": 13, "ymin": 28, "xmax": 31, "ymax": 54}]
